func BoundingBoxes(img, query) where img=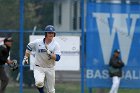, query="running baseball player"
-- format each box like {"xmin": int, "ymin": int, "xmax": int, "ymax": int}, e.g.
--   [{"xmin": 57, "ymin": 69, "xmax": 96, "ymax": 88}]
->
[{"xmin": 22, "ymin": 25, "xmax": 61, "ymax": 93}]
